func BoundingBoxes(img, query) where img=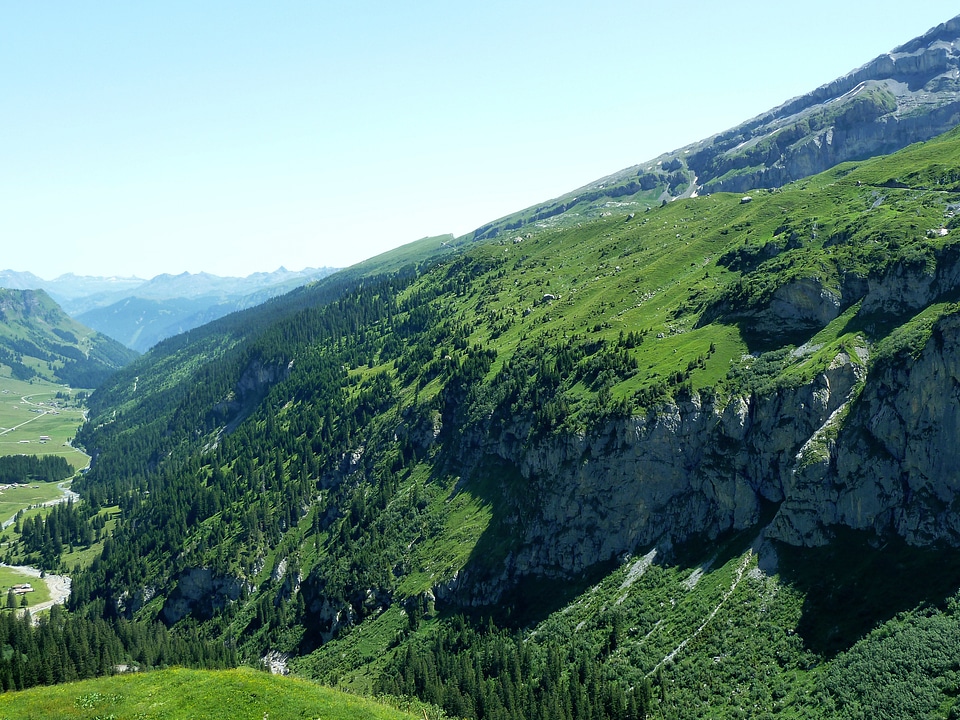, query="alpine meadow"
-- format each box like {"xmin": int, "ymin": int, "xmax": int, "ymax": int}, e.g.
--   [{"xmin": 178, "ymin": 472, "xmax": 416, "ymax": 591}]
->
[{"xmin": 6, "ymin": 11, "xmax": 960, "ymax": 720}]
